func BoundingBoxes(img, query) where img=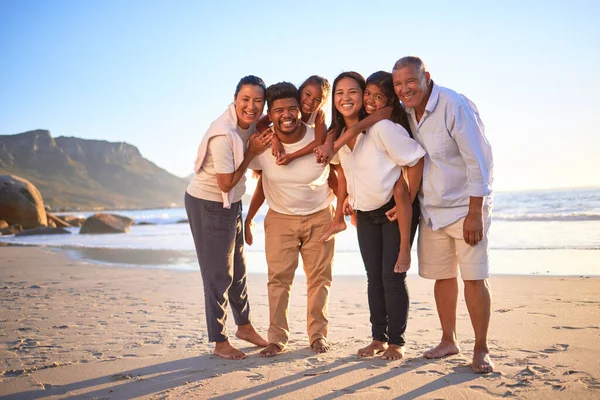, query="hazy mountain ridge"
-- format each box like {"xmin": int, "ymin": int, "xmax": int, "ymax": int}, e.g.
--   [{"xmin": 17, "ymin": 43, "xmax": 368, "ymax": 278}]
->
[{"xmin": 0, "ymin": 130, "xmax": 188, "ymax": 209}]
